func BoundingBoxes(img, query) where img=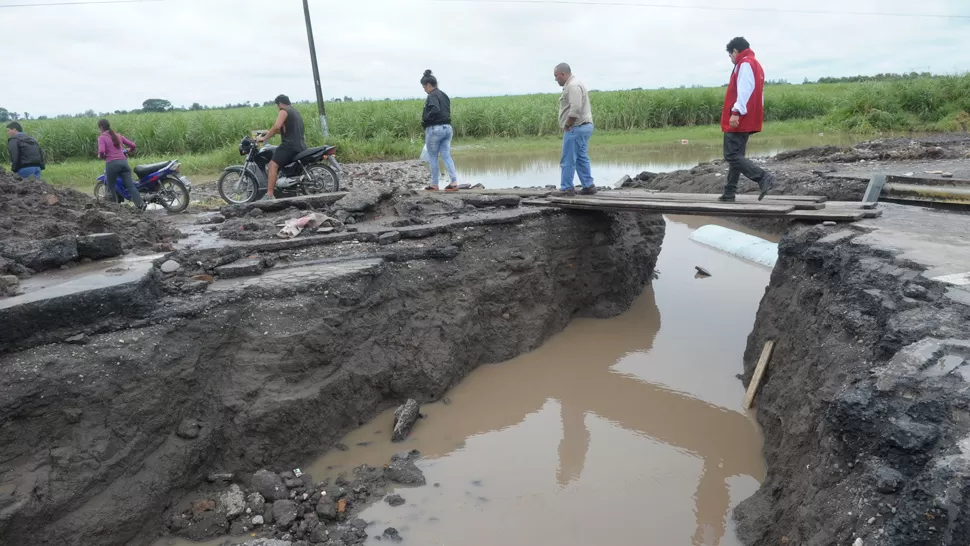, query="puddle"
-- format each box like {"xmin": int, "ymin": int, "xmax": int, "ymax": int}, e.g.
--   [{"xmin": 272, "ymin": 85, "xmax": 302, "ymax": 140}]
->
[
  {"xmin": 453, "ymin": 134, "xmax": 853, "ymax": 189},
  {"xmin": 154, "ymin": 215, "xmax": 772, "ymax": 546}
]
